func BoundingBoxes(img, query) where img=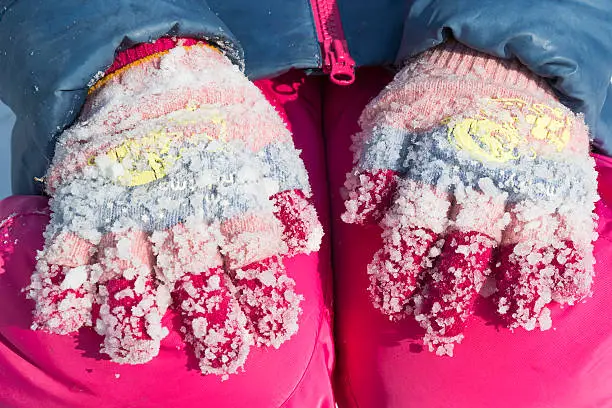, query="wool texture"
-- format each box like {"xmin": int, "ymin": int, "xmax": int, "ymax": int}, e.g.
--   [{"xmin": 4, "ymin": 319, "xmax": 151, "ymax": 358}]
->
[
  {"xmin": 342, "ymin": 41, "xmax": 599, "ymax": 356},
  {"xmin": 27, "ymin": 39, "xmax": 323, "ymax": 377}
]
